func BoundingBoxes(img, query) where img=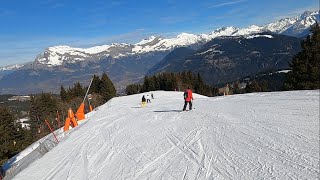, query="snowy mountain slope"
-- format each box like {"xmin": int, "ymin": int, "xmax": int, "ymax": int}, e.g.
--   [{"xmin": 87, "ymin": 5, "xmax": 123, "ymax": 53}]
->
[
  {"xmin": 0, "ymin": 64, "xmax": 24, "ymax": 71},
  {"xmin": 0, "ymin": 64, "xmax": 24, "ymax": 76},
  {"xmin": 264, "ymin": 10, "xmax": 320, "ymax": 36},
  {"xmin": 12, "ymin": 90, "xmax": 319, "ymax": 179}
]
